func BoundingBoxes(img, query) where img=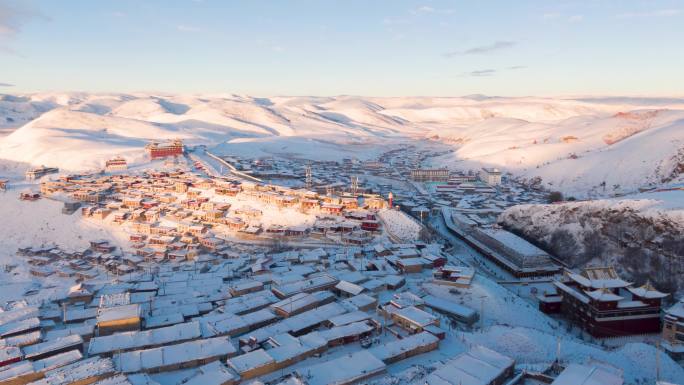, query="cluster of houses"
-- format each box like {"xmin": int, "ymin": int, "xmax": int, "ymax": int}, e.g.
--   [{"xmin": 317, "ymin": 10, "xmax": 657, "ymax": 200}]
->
[
  {"xmin": 0, "ymin": 234, "xmax": 480, "ymax": 385},
  {"xmin": 1, "ymin": 232, "xmax": 632, "ymax": 385},
  {"xmin": 36, "ymin": 169, "xmax": 395, "ymax": 262}
]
